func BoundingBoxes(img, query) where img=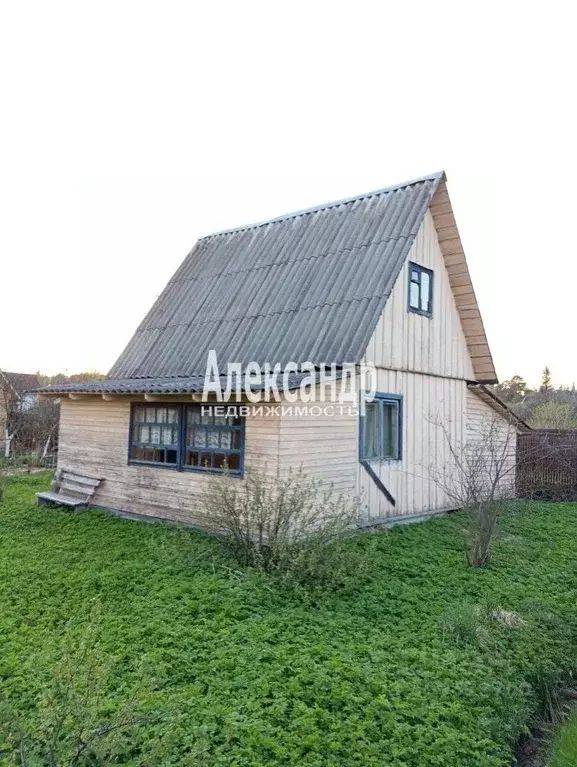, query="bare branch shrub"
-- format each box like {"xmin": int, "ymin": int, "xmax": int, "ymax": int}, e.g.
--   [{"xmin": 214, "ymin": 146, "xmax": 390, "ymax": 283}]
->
[
  {"xmin": 201, "ymin": 466, "xmax": 362, "ymax": 589},
  {"xmin": 428, "ymin": 413, "xmax": 518, "ymax": 567}
]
